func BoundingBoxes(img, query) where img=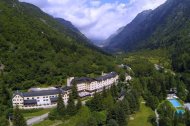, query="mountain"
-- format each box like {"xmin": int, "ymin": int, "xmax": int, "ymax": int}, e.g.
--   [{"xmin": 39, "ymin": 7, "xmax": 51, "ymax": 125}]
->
[
  {"xmin": 55, "ymin": 18, "xmax": 93, "ymax": 45},
  {"xmin": 104, "ymin": 0, "xmax": 190, "ymax": 53},
  {"xmin": 55, "ymin": 18, "xmax": 80, "ymax": 33},
  {"xmin": 0, "ymin": 0, "xmax": 115, "ymax": 89},
  {"xmin": 103, "ymin": 26, "xmax": 125, "ymax": 47}
]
